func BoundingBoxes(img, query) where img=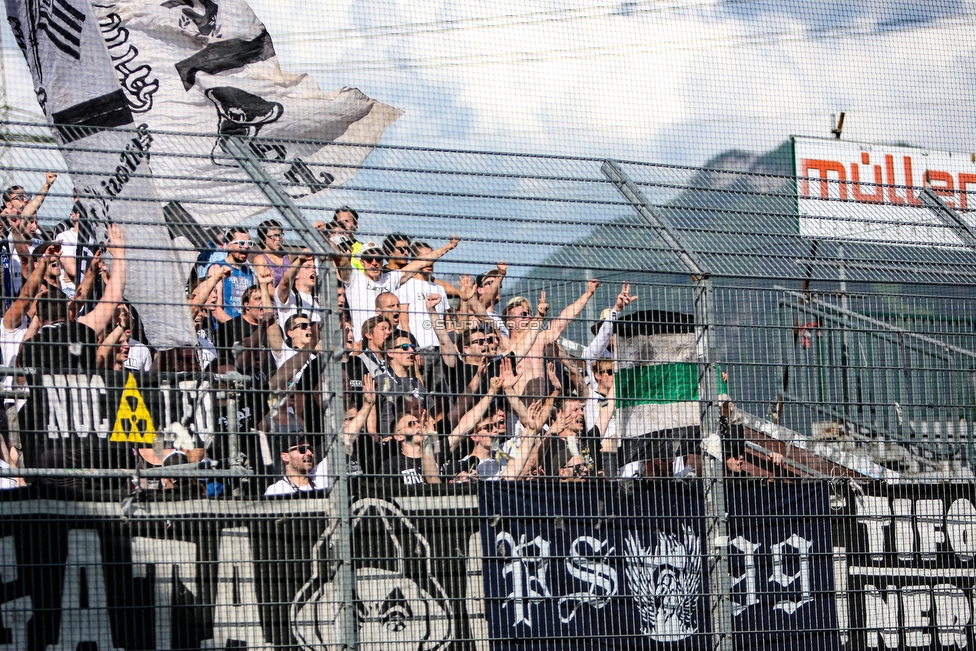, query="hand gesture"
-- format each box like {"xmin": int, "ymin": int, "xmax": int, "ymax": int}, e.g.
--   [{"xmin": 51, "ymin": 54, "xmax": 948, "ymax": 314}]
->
[
  {"xmin": 425, "ymin": 293, "xmax": 442, "ymax": 311},
  {"xmin": 447, "ymin": 235, "xmax": 460, "ymax": 249},
  {"xmin": 458, "ymin": 275, "xmax": 476, "ymax": 301},
  {"xmin": 297, "ymin": 248, "xmax": 313, "ymax": 265},
  {"xmin": 362, "ymin": 374, "xmax": 376, "ymax": 406},
  {"xmin": 549, "ymin": 409, "xmax": 566, "ymax": 436},
  {"xmin": 613, "ymin": 282, "xmax": 636, "ymax": 312},
  {"xmin": 496, "ymin": 261, "xmax": 508, "ymax": 274},
  {"xmin": 488, "ymin": 375, "xmax": 503, "ymax": 394},
  {"xmin": 536, "ymin": 290, "xmax": 549, "ymax": 318},
  {"xmin": 586, "ymin": 278, "xmax": 599, "ymax": 296},
  {"xmin": 106, "ymin": 223, "xmax": 126, "ymax": 257},
  {"xmin": 525, "ymin": 399, "xmax": 551, "ymax": 433},
  {"xmin": 89, "ymin": 250, "xmax": 104, "ymax": 277},
  {"xmin": 499, "ymin": 356, "xmax": 523, "ymax": 391},
  {"xmin": 313, "ymin": 221, "xmax": 329, "ymax": 231},
  {"xmin": 546, "ymin": 361, "xmax": 562, "ymax": 393},
  {"xmin": 45, "ymin": 171, "xmax": 58, "ymax": 185},
  {"xmin": 255, "ymin": 264, "xmax": 273, "ymax": 287}
]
